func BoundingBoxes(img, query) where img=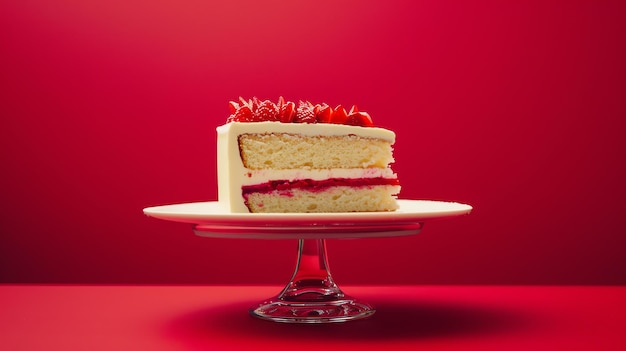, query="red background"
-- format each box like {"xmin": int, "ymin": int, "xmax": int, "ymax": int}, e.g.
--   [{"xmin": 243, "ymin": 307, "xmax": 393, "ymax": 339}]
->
[{"xmin": 1, "ymin": 0, "xmax": 624, "ymax": 285}]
